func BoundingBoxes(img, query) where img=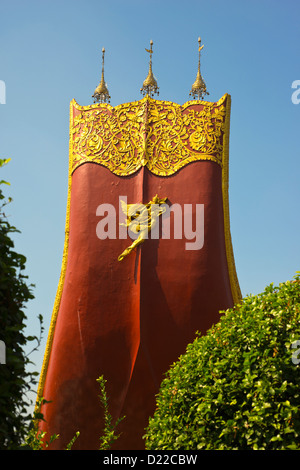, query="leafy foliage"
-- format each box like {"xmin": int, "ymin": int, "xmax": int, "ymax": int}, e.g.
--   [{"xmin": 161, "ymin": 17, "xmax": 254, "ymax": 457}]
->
[
  {"xmin": 97, "ymin": 375, "xmax": 125, "ymax": 450},
  {"xmin": 0, "ymin": 159, "xmax": 43, "ymax": 449},
  {"xmin": 144, "ymin": 273, "xmax": 300, "ymax": 450},
  {"xmin": 22, "ymin": 396, "xmax": 80, "ymax": 450},
  {"xmin": 23, "ymin": 376, "xmax": 123, "ymax": 450}
]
